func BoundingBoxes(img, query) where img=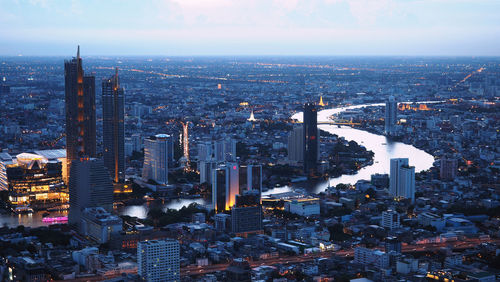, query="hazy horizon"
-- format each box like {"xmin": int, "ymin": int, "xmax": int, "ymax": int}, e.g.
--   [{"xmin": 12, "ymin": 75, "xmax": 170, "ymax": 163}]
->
[{"xmin": 1, "ymin": 0, "xmax": 499, "ymax": 56}]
